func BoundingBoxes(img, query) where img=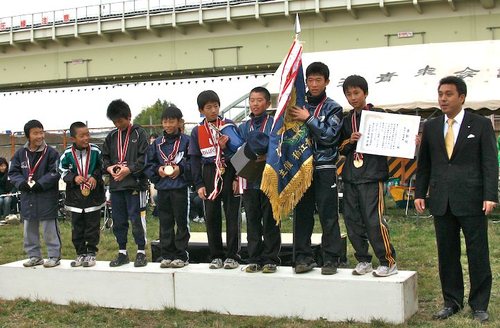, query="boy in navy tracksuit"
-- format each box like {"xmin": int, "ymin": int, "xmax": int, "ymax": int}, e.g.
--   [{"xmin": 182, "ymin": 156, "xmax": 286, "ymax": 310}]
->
[
  {"xmin": 145, "ymin": 106, "xmax": 190, "ymax": 268},
  {"xmin": 102, "ymin": 99, "xmax": 149, "ymax": 267},
  {"xmin": 189, "ymin": 90, "xmax": 242, "ymax": 270},
  {"xmin": 289, "ymin": 62, "xmax": 344, "ymax": 275},
  {"xmin": 59, "ymin": 122, "xmax": 106, "ymax": 268},
  {"xmin": 339, "ymin": 75, "xmax": 397, "ymax": 277},
  {"xmin": 9, "ymin": 120, "xmax": 61, "ymax": 268},
  {"xmin": 238, "ymin": 87, "xmax": 281, "ymax": 273}
]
